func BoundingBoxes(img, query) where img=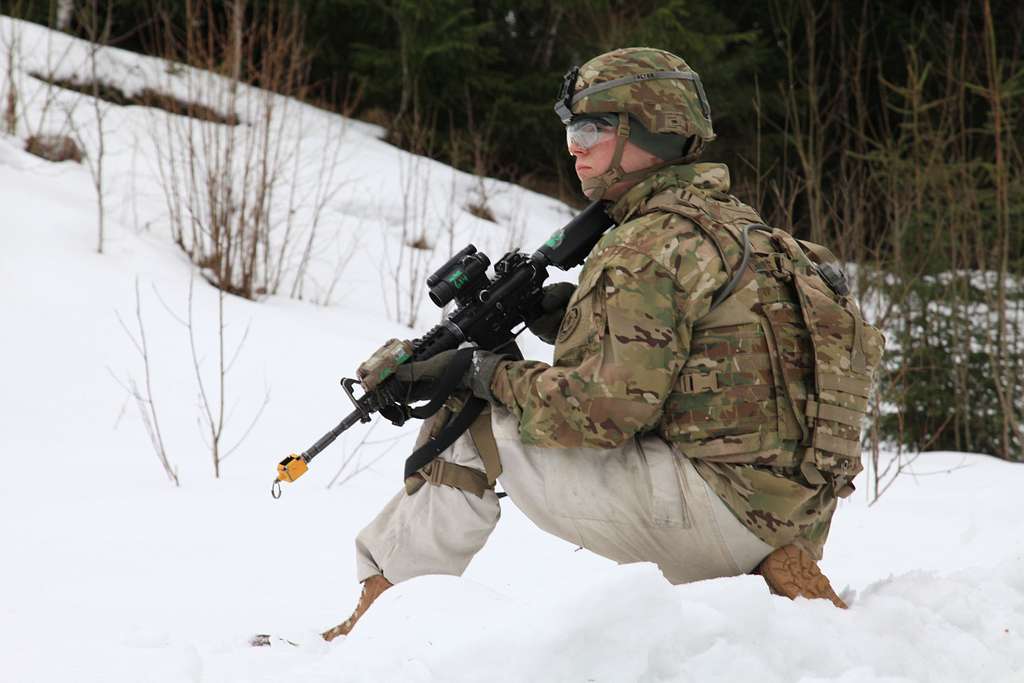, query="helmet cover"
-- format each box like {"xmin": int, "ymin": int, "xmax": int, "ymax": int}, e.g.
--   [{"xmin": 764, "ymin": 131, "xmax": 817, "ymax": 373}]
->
[{"xmin": 555, "ymin": 47, "xmax": 715, "ymax": 143}]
